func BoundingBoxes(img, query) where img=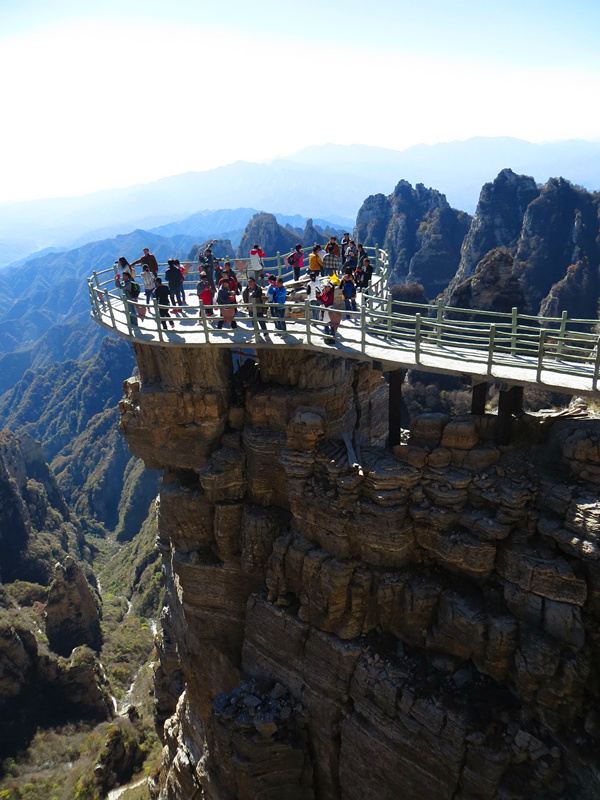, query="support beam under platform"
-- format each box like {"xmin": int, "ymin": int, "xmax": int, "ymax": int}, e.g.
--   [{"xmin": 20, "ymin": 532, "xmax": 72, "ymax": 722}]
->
[
  {"xmin": 496, "ymin": 385, "xmax": 524, "ymax": 445},
  {"xmin": 388, "ymin": 369, "xmax": 404, "ymax": 447},
  {"xmin": 471, "ymin": 382, "xmax": 489, "ymax": 416}
]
